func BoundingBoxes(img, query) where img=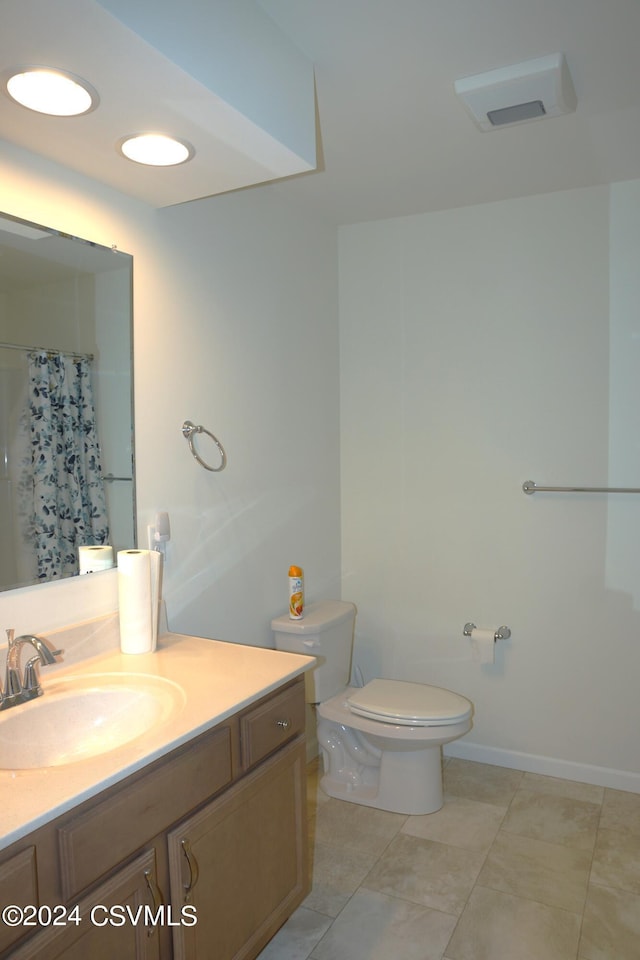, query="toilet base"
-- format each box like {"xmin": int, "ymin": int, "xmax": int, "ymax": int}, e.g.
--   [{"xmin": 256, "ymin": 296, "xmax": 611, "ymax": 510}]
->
[{"xmin": 318, "ymin": 720, "xmax": 445, "ymax": 815}]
